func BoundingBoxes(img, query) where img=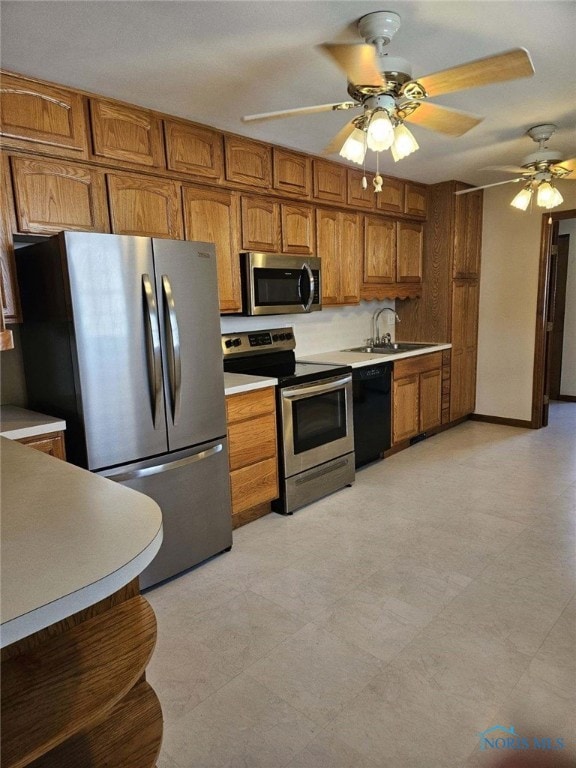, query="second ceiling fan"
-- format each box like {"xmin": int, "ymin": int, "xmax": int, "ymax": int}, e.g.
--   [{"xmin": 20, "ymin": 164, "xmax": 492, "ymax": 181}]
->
[{"xmin": 243, "ymin": 10, "xmax": 535, "ymax": 173}]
